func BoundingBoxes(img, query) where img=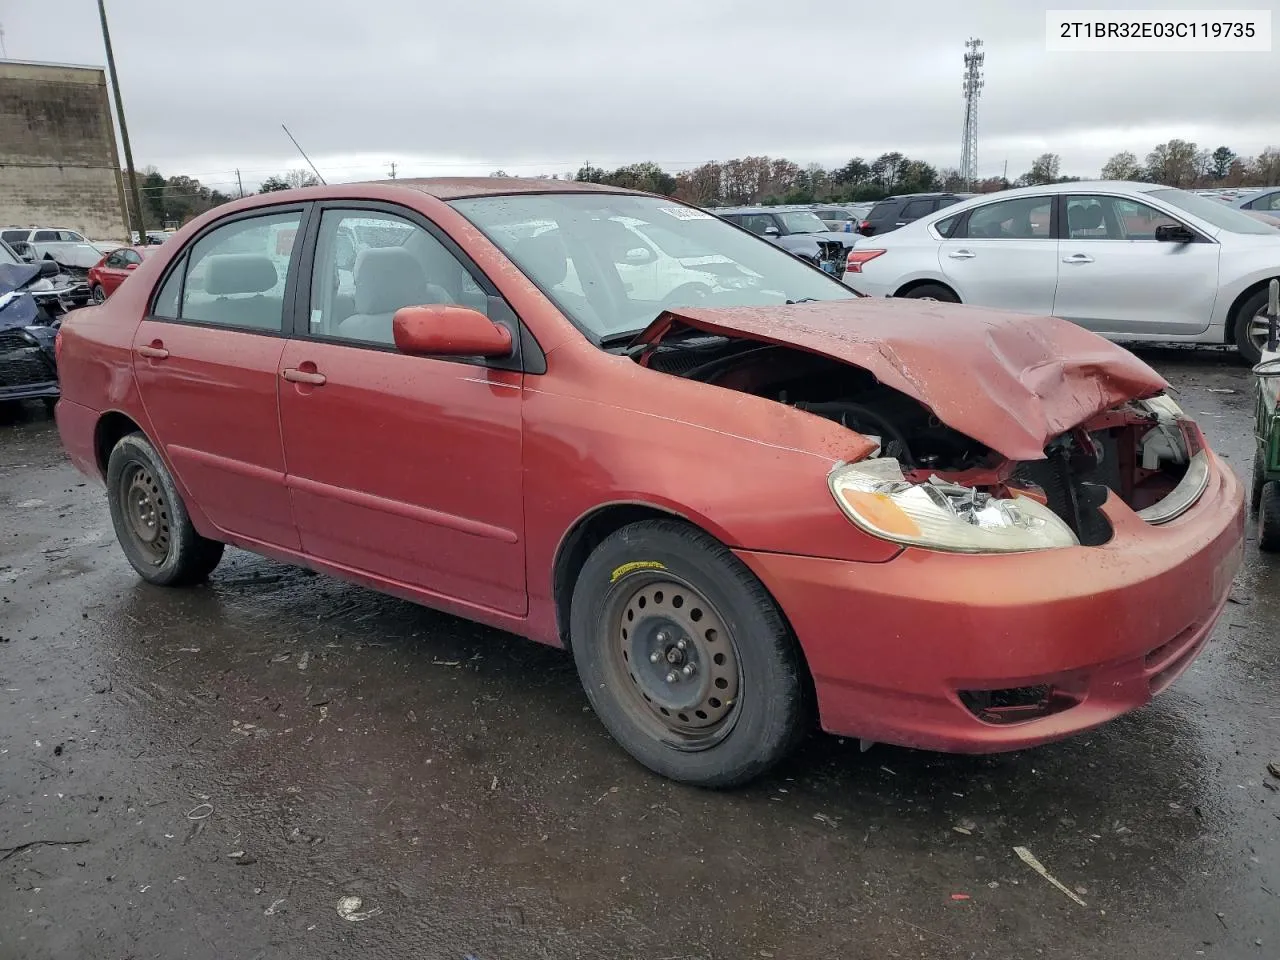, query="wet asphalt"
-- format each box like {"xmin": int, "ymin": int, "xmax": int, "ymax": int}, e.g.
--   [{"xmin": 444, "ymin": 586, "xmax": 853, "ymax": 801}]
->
[{"xmin": 0, "ymin": 346, "xmax": 1277, "ymax": 960}]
